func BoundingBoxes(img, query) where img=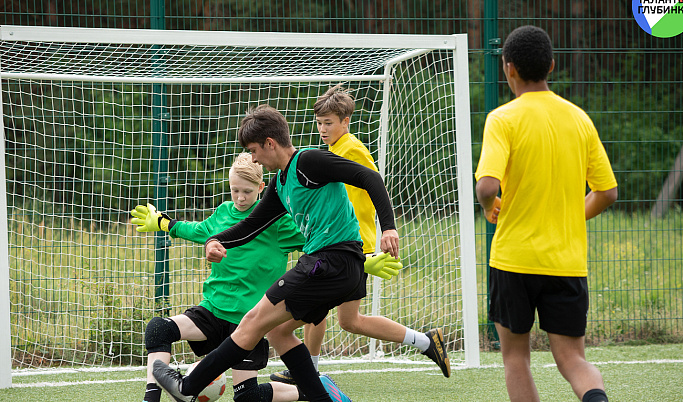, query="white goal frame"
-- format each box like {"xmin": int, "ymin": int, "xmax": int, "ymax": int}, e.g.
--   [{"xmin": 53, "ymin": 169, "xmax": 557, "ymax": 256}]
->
[{"xmin": 0, "ymin": 25, "xmax": 478, "ymax": 387}]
